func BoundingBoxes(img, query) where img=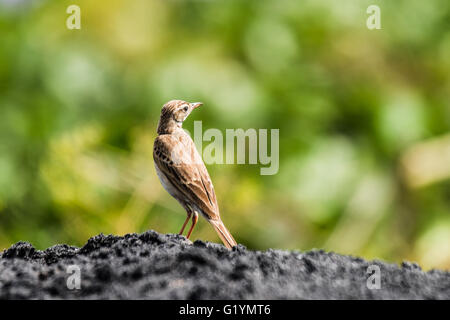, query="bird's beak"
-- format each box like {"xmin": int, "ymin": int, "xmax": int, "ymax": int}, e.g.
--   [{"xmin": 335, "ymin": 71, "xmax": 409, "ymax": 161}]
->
[{"xmin": 190, "ymin": 102, "xmax": 203, "ymax": 110}]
